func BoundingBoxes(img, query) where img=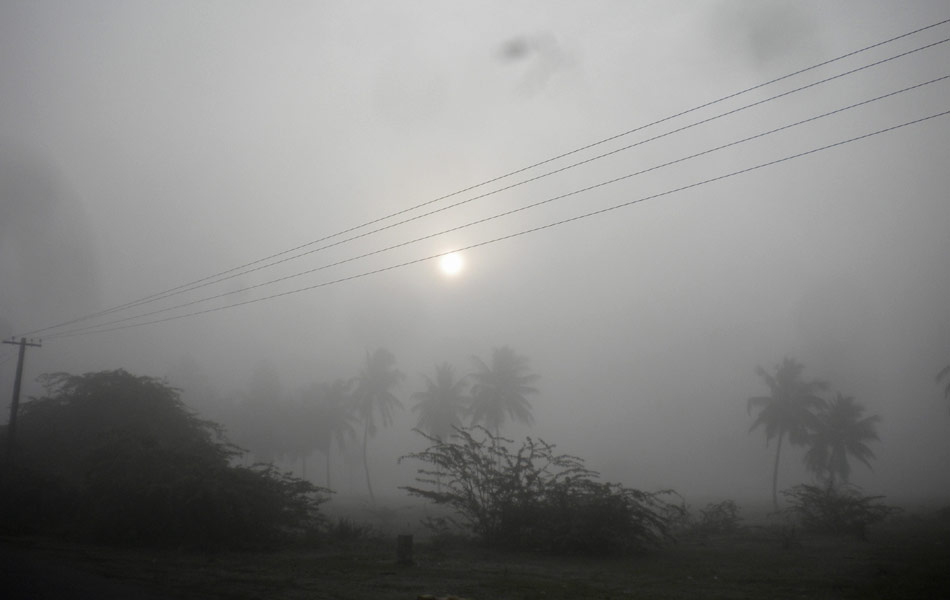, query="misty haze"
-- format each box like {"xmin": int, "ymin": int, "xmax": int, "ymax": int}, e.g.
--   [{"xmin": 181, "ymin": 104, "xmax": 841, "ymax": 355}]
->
[{"xmin": 2, "ymin": 2, "xmax": 949, "ymax": 598}]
